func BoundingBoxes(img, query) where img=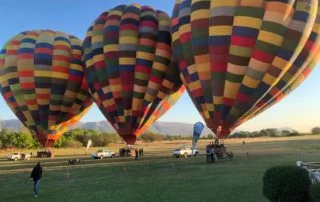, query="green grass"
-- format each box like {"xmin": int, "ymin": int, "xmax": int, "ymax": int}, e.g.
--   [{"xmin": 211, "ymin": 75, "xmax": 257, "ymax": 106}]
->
[{"xmin": 0, "ymin": 136, "xmax": 319, "ymax": 202}]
